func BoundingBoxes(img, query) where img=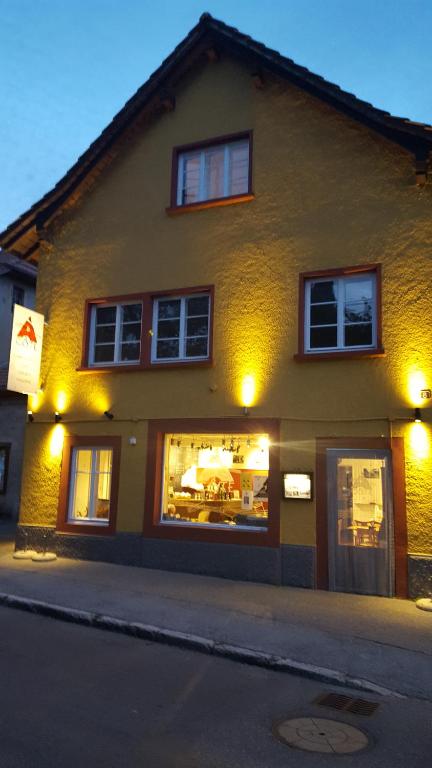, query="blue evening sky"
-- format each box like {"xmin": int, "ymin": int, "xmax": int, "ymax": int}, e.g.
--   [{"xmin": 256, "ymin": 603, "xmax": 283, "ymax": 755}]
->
[{"xmin": 1, "ymin": 0, "xmax": 431, "ymax": 231}]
